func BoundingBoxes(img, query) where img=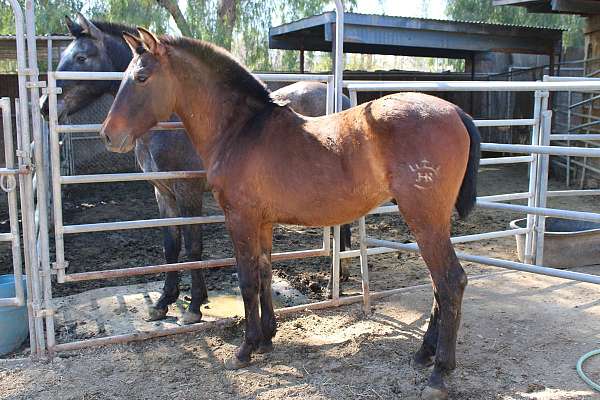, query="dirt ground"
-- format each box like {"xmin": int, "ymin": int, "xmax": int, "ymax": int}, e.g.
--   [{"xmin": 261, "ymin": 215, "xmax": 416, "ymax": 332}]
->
[
  {"xmin": 1, "ymin": 270, "xmax": 599, "ymax": 400},
  {"xmin": 1, "ymin": 163, "xmax": 600, "ymax": 398},
  {"xmin": 2, "ymin": 162, "xmax": 598, "ymax": 303}
]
